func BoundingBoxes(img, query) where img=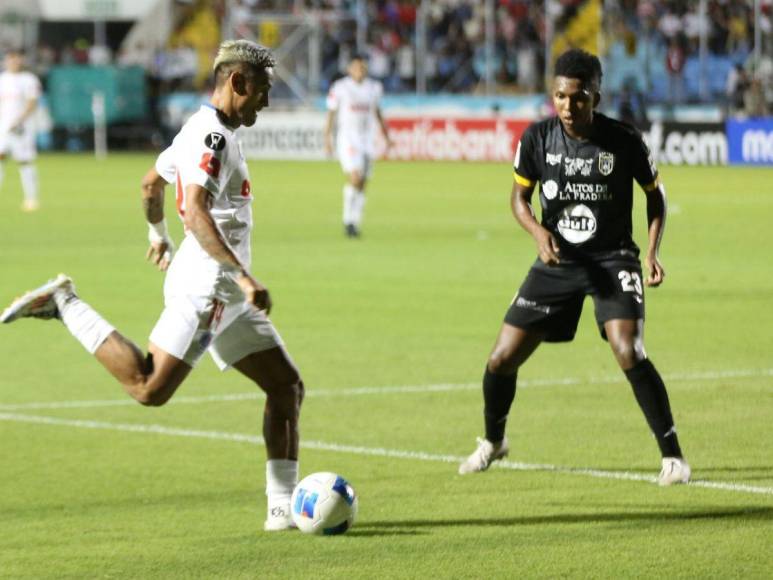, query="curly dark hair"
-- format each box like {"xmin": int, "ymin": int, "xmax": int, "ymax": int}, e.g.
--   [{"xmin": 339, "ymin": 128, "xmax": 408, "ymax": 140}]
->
[{"xmin": 554, "ymin": 49, "xmax": 602, "ymax": 86}]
